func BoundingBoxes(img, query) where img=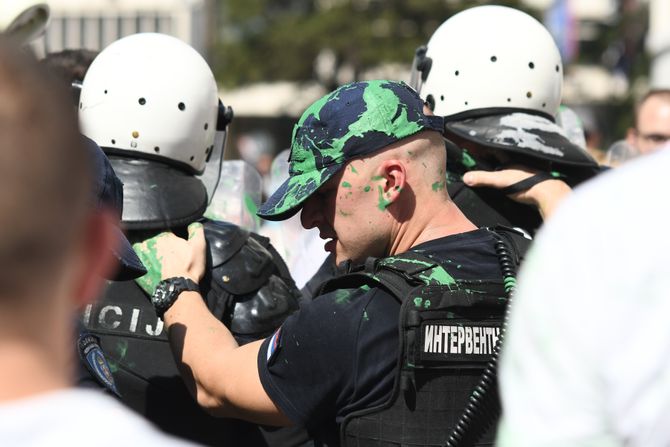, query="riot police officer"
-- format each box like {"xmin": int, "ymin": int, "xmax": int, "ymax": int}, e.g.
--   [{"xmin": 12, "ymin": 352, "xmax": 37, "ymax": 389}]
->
[
  {"xmin": 411, "ymin": 5, "xmax": 602, "ymax": 234},
  {"xmin": 78, "ymin": 33, "xmax": 303, "ymax": 446}
]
